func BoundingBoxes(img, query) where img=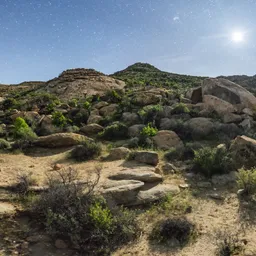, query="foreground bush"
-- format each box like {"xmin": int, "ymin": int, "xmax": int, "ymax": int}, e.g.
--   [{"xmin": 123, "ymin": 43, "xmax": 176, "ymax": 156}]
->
[
  {"xmin": 70, "ymin": 141, "xmax": 102, "ymax": 161},
  {"xmin": 98, "ymin": 122, "xmax": 128, "ymax": 140},
  {"xmin": 193, "ymin": 145, "xmax": 233, "ymax": 177},
  {"xmin": 31, "ymin": 168, "xmax": 139, "ymax": 255},
  {"xmin": 237, "ymin": 168, "xmax": 256, "ymax": 197},
  {"xmin": 150, "ymin": 218, "xmax": 196, "ymax": 246},
  {"xmin": 13, "ymin": 117, "xmax": 37, "ymax": 140}
]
